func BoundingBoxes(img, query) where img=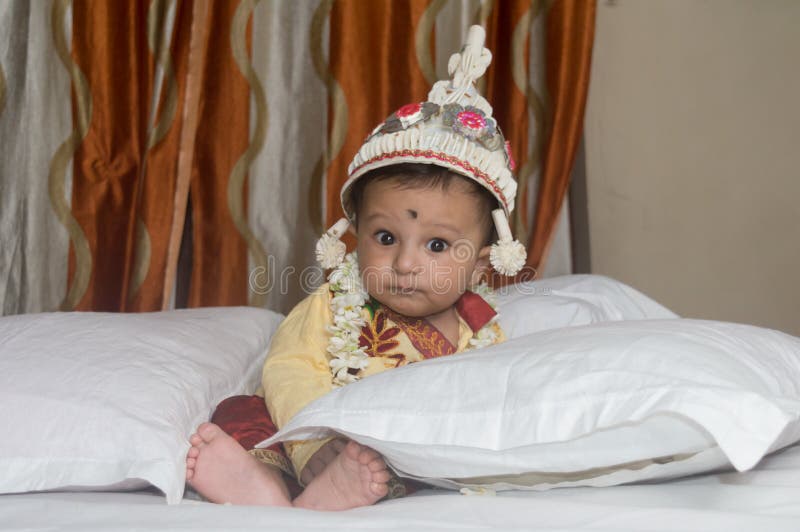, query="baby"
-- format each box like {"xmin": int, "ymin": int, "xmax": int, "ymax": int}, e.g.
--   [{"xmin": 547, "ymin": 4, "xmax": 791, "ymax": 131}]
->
[{"xmin": 185, "ymin": 26, "xmax": 526, "ymax": 511}]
